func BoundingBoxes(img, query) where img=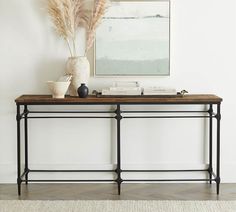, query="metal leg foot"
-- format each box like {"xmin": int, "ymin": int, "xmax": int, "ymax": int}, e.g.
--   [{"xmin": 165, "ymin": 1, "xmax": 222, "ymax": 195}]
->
[
  {"xmin": 25, "ymin": 173, "xmax": 28, "ymax": 185},
  {"xmin": 208, "ymin": 167, "xmax": 213, "ymax": 185},
  {"xmin": 118, "ymin": 182, "xmax": 121, "ymax": 195},
  {"xmin": 17, "ymin": 179, "xmax": 21, "ymax": 196},
  {"xmin": 216, "ymin": 182, "xmax": 220, "ymax": 195}
]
